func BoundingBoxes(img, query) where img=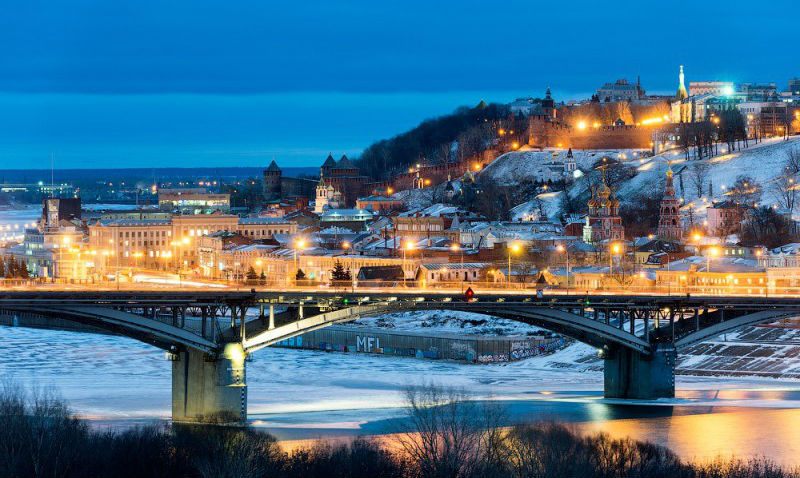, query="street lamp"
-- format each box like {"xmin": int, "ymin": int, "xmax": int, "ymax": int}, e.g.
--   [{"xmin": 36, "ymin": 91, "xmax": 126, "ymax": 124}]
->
[
  {"xmin": 707, "ymin": 246, "xmax": 721, "ymax": 274},
  {"xmin": 342, "ymin": 241, "xmax": 354, "ymax": 291},
  {"xmin": 294, "ymin": 238, "xmax": 306, "ymax": 283},
  {"xmin": 255, "ymin": 259, "xmax": 263, "ymax": 285},
  {"xmin": 403, "ymin": 240, "xmax": 414, "ymax": 286},
  {"xmin": 609, "ymin": 242, "xmax": 622, "ymax": 283},
  {"xmin": 508, "ymin": 242, "xmax": 521, "ymax": 286},
  {"xmin": 451, "ymin": 243, "xmax": 464, "ymax": 292},
  {"xmin": 557, "ymin": 244, "xmax": 570, "ymax": 293}
]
